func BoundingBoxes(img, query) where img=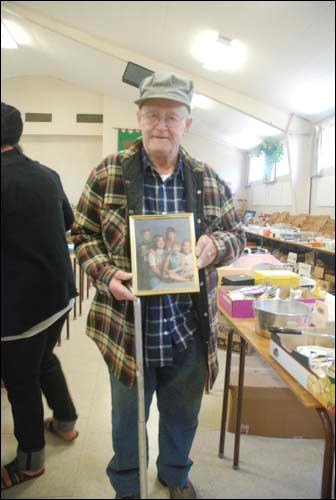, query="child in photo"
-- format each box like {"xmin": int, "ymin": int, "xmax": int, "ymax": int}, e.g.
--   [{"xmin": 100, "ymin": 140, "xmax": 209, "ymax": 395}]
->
[
  {"xmin": 137, "ymin": 228, "xmax": 152, "ymax": 289},
  {"xmin": 148, "ymin": 234, "xmax": 165, "ymax": 288},
  {"xmin": 181, "ymin": 239, "xmax": 194, "ymax": 279},
  {"xmin": 162, "ymin": 241, "xmax": 187, "ymax": 282},
  {"xmin": 164, "ymin": 227, "xmax": 177, "ymax": 251}
]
